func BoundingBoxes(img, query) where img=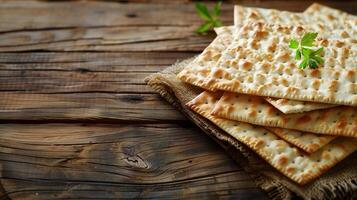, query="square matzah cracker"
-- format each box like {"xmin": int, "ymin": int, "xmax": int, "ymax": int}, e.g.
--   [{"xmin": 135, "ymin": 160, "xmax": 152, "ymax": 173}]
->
[
  {"xmin": 207, "ymin": 22, "xmax": 357, "ymax": 105},
  {"xmin": 179, "ymin": 5, "xmax": 356, "ymax": 112},
  {"xmin": 212, "ymin": 92, "xmax": 357, "ymax": 137},
  {"xmin": 232, "ymin": 3, "xmax": 356, "ymax": 114},
  {"xmin": 187, "ymin": 91, "xmax": 357, "ymax": 185}
]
